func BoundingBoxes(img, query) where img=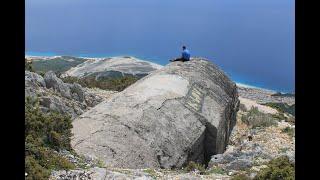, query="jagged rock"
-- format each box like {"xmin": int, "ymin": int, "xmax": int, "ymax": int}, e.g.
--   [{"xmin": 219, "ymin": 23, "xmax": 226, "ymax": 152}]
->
[
  {"xmin": 44, "ymin": 71, "xmax": 72, "ymax": 99},
  {"xmin": 104, "ymin": 170, "xmax": 153, "ymax": 180},
  {"xmin": 70, "ymin": 83, "xmax": 86, "ymax": 102},
  {"xmin": 50, "ymin": 167, "xmax": 107, "ymax": 180},
  {"xmin": 25, "ymin": 71, "xmax": 46, "ymax": 87},
  {"xmin": 25, "ymin": 71, "xmax": 47, "ymax": 98},
  {"xmin": 72, "ymin": 58, "xmax": 239, "ymax": 169},
  {"xmin": 225, "ymin": 159, "xmax": 252, "ymax": 171},
  {"xmin": 25, "ymin": 71, "xmax": 116, "ymax": 119}
]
